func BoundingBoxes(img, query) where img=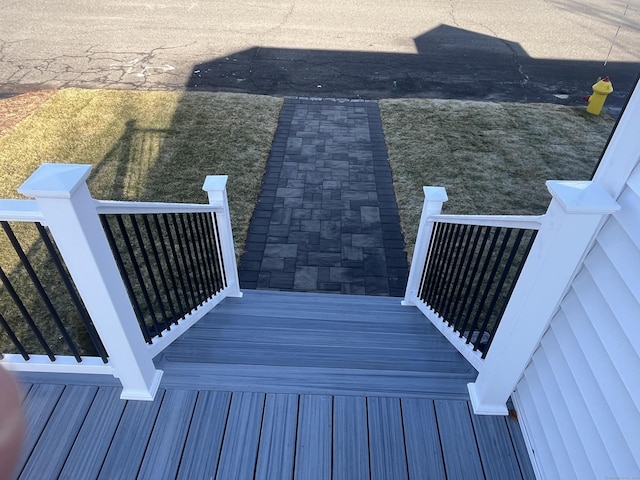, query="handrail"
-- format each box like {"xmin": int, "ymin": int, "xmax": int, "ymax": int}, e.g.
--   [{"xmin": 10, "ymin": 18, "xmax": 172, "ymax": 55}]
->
[
  {"xmin": 0, "ymin": 200, "xmax": 45, "ymax": 223},
  {"xmin": 431, "ymin": 214, "xmax": 543, "ymax": 230},
  {"xmin": 1, "ymin": 163, "xmax": 242, "ymax": 400},
  {"xmin": 95, "ymin": 200, "xmax": 221, "ymax": 215}
]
